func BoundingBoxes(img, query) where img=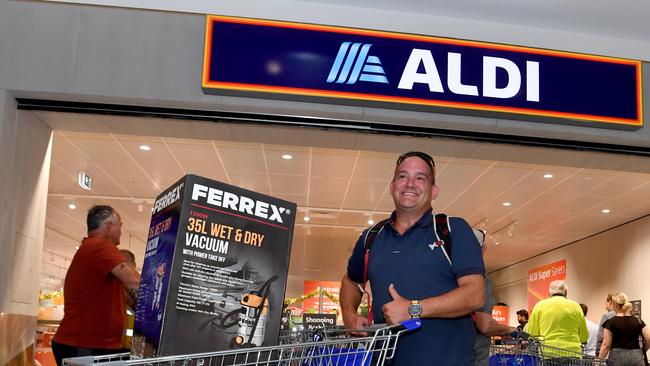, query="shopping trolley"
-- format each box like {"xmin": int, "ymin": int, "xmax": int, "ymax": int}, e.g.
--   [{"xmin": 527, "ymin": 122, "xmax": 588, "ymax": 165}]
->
[
  {"xmin": 489, "ymin": 332, "xmax": 606, "ymax": 366},
  {"xmin": 63, "ymin": 318, "xmax": 421, "ymax": 366}
]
